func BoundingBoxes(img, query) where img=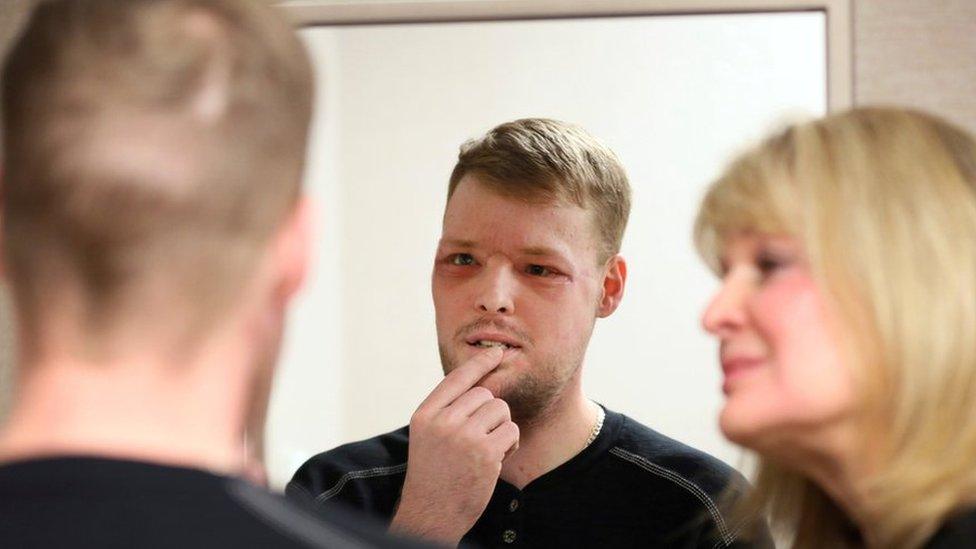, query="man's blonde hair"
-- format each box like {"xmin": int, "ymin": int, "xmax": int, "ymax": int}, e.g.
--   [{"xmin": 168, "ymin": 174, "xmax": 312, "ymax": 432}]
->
[
  {"xmin": 1, "ymin": 0, "xmax": 313, "ymax": 355},
  {"xmin": 695, "ymin": 107, "xmax": 976, "ymax": 548},
  {"xmin": 448, "ymin": 118, "xmax": 631, "ymax": 263}
]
